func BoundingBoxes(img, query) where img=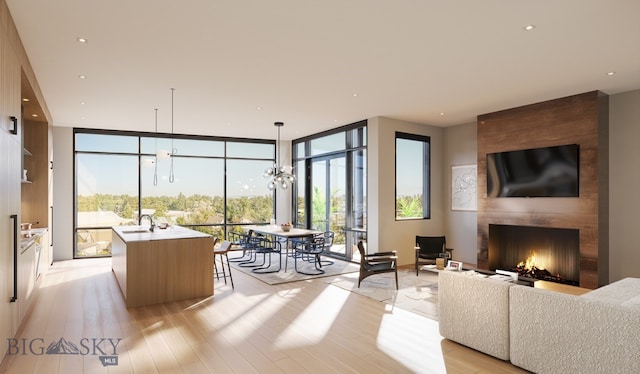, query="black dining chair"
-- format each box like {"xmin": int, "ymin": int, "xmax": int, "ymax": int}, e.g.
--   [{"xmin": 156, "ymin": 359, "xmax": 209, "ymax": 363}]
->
[
  {"xmin": 293, "ymin": 234, "xmax": 326, "ymax": 275},
  {"xmin": 318, "ymin": 231, "xmax": 335, "ymax": 267},
  {"xmin": 252, "ymin": 236, "xmax": 282, "ymax": 274},
  {"xmin": 228, "ymin": 230, "xmax": 258, "ymax": 263}
]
